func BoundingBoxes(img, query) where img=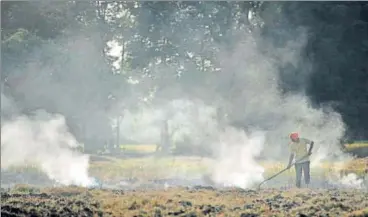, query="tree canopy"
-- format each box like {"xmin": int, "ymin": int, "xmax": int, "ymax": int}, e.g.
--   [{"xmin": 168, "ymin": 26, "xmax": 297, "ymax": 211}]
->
[{"xmin": 1, "ymin": 1, "xmax": 367, "ymax": 153}]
